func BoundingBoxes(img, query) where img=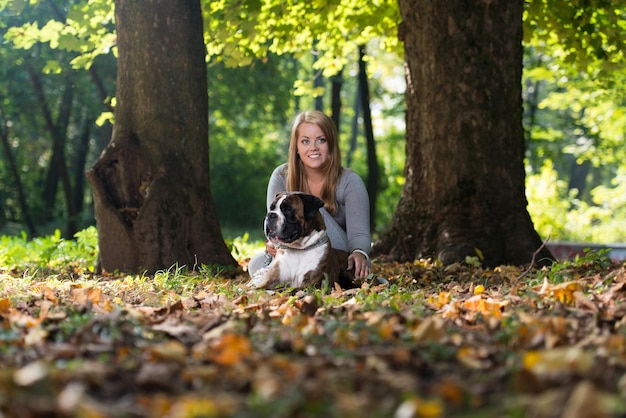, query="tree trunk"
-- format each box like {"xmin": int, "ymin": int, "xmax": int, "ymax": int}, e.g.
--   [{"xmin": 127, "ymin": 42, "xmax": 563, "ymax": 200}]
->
[
  {"xmin": 568, "ymin": 159, "xmax": 590, "ymax": 199},
  {"xmin": 347, "ymin": 81, "xmax": 362, "ymax": 167},
  {"xmin": 72, "ymin": 115, "xmax": 92, "ymax": 216},
  {"xmin": 330, "ymin": 70, "xmax": 342, "ymax": 131},
  {"xmin": 0, "ymin": 111, "xmax": 36, "ymax": 237},
  {"xmin": 86, "ymin": 0, "xmax": 236, "ymax": 273},
  {"xmin": 358, "ymin": 45, "xmax": 379, "ymax": 233},
  {"xmin": 28, "ymin": 70, "xmax": 77, "ymax": 236},
  {"xmin": 373, "ymin": 0, "xmax": 553, "ymax": 267}
]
